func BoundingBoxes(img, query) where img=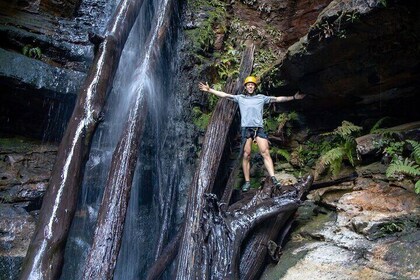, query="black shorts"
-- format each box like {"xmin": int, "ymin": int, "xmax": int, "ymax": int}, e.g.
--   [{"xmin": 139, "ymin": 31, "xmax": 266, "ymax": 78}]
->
[{"xmin": 241, "ymin": 127, "xmax": 268, "ymax": 142}]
